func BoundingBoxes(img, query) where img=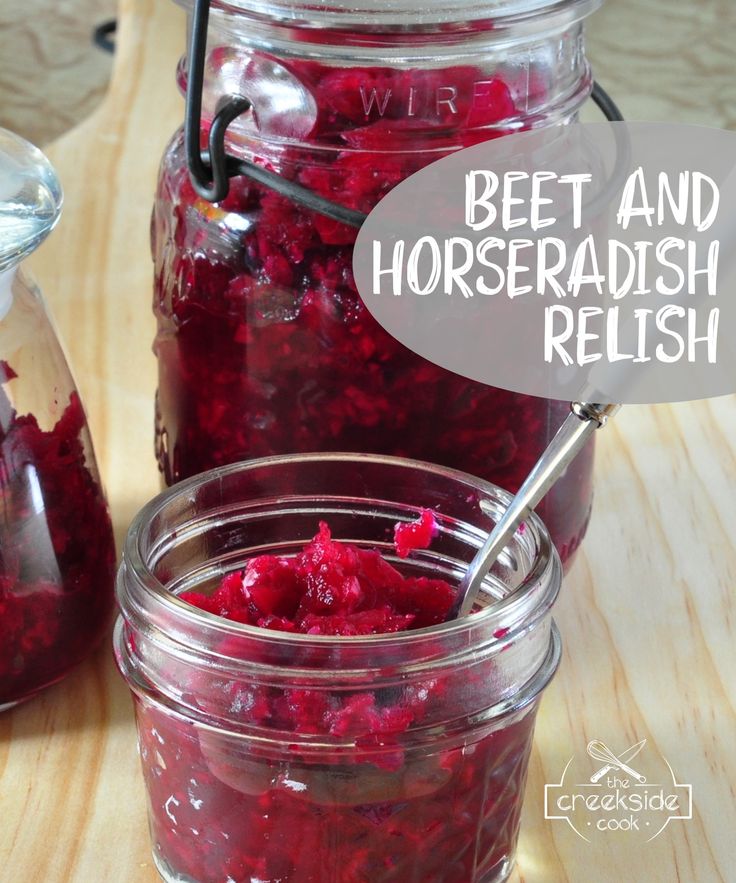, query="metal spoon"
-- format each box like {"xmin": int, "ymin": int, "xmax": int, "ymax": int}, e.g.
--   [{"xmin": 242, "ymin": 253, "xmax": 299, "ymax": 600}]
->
[{"xmin": 447, "ymin": 401, "xmax": 621, "ymax": 620}]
